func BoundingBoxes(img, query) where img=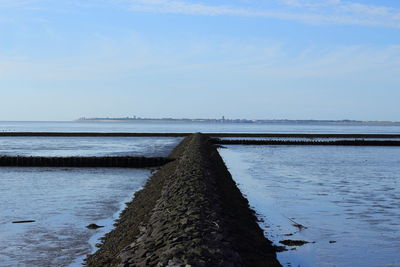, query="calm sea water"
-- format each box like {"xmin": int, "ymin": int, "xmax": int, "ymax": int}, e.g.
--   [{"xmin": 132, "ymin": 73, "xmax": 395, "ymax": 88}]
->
[
  {"xmin": 1, "ymin": 121, "xmax": 399, "ymax": 266},
  {"xmin": 0, "ymin": 136, "xmax": 181, "ymax": 157},
  {"xmin": 1, "ymin": 121, "xmax": 400, "ymax": 134},
  {"xmin": 0, "ymin": 168, "xmax": 149, "ymax": 267},
  {"xmin": 220, "ymin": 146, "xmax": 400, "ymax": 267},
  {"xmin": 0, "ymin": 129, "xmax": 180, "ymax": 267}
]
